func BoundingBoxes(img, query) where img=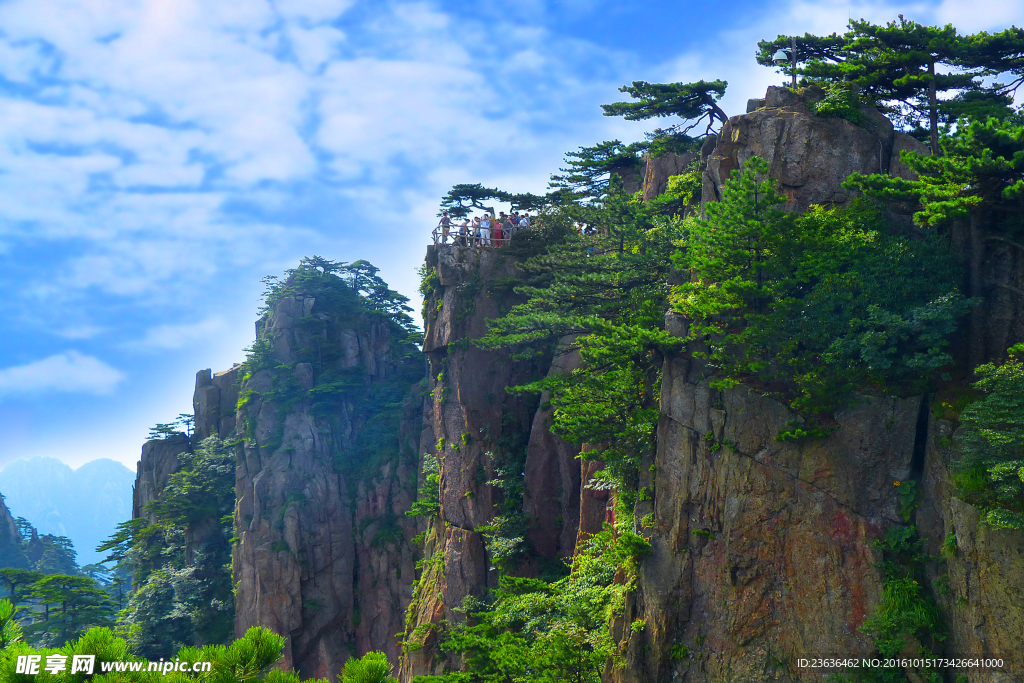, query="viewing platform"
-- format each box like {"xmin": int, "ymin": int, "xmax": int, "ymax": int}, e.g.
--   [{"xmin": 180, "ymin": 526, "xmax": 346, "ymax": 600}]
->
[{"xmin": 431, "ymin": 217, "xmax": 534, "ymax": 249}]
